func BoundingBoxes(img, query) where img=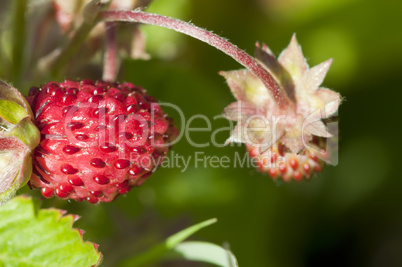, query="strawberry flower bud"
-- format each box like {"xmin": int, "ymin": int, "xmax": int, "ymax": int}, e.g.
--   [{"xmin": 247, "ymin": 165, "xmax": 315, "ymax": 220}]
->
[
  {"xmin": 222, "ymin": 34, "xmax": 342, "ymax": 181},
  {"xmin": 0, "ymin": 81, "xmax": 40, "ymax": 204}
]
